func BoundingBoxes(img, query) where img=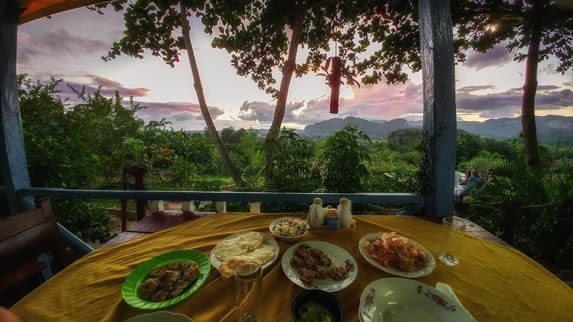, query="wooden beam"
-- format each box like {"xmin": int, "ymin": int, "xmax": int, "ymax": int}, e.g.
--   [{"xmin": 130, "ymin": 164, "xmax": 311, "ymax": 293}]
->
[
  {"xmin": 0, "ymin": 0, "xmax": 34, "ymax": 214},
  {"xmin": 418, "ymin": 0, "xmax": 457, "ymax": 216}
]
